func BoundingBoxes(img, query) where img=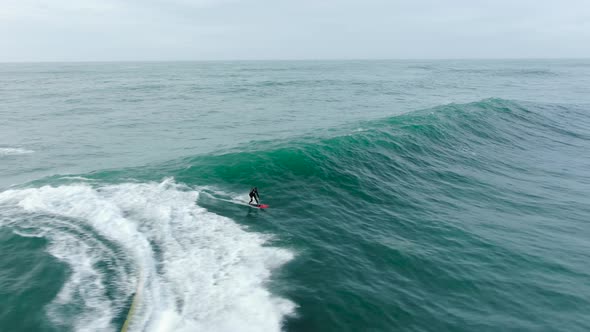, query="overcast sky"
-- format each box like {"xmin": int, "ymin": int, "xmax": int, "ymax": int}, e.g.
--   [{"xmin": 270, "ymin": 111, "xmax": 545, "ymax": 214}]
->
[{"xmin": 1, "ymin": 0, "xmax": 589, "ymax": 61}]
